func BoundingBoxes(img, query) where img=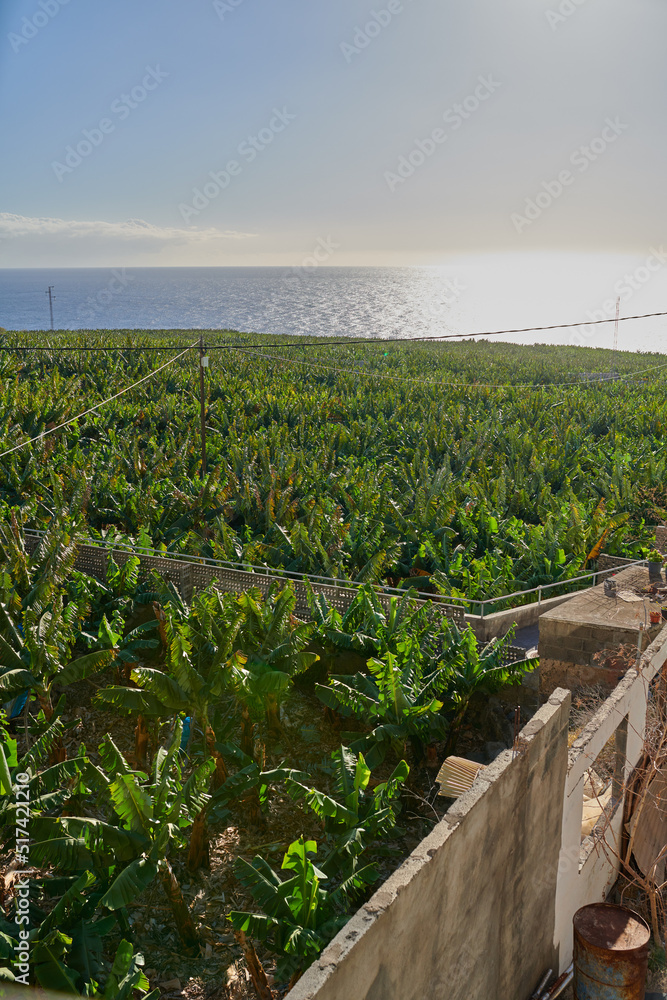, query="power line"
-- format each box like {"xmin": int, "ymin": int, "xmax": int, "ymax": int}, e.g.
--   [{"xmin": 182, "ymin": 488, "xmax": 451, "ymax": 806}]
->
[
  {"xmin": 210, "ymin": 308, "xmax": 667, "ymax": 348},
  {"xmin": 3, "ymin": 307, "xmax": 667, "ymax": 352},
  {"xmin": 0, "ymin": 343, "xmax": 196, "ymax": 460},
  {"xmin": 0, "ymin": 344, "xmax": 198, "ymax": 352}
]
